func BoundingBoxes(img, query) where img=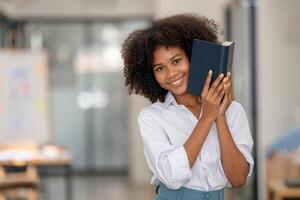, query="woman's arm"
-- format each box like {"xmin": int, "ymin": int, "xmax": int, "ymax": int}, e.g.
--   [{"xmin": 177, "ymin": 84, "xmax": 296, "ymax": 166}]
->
[
  {"xmin": 184, "ymin": 71, "xmax": 228, "ymax": 168},
  {"xmin": 216, "ymin": 116, "xmax": 249, "ymax": 188},
  {"xmin": 215, "ymin": 73, "xmax": 250, "ymax": 188},
  {"xmin": 183, "ymin": 116, "xmax": 214, "ymax": 168}
]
